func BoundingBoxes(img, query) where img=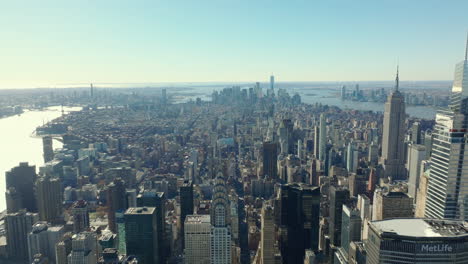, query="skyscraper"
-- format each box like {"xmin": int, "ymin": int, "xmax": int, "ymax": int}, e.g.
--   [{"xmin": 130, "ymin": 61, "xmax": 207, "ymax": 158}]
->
[
  {"xmin": 260, "ymin": 204, "xmax": 275, "ymax": 264},
  {"xmin": 210, "ymin": 176, "xmax": 231, "ymax": 264},
  {"xmin": 6, "ymin": 162, "xmax": 37, "ymax": 212},
  {"xmin": 5, "ymin": 210, "xmax": 39, "ymax": 261},
  {"xmin": 68, "ymin": 232, "xmax": 98, "ymax": 264},
  {"xmin": 27, "ymin": 222, "xmax": 64, "ymax": 263},
  {"xmin": 329, "ymin": 186, "xmax": 350, "ymax": 248},
  {"xmin": 36, "ymin": 176, "xmax": 63, "ymax": 224},
  {"xmin": 107, "ymin": 178, "xmax": 127, "ymax": 233},
  {"xmin": 180, "ymin": 180, "xmax": 194, "ymax": 250},
  {"xmin": 184, "ymin": 215, "xmax": 211, "ymax": 264},
  {"xmin": 406, "ymin": 144, "xmax": 426, "ymax": 200},
  {"xmin": 425, "ymin": 36, "xmax": 468, "ymax": 220},
  {"xmin": 278, "ymin": 183, "xmax": 320, "ymax": 263},
  {"xmin": 381, "ymin": 68, "xmax": 406, "ymax": 181},
  {"xmin": 262, "ymin": 141, "xmax": 278, "ymax": 179},
  {"xmin": 270, "ymin": 75, "xmax": 275, "ymax": 90},
  {"xmin": 319, "ymin": 113, "xmax": 327, "ymax": 162},
  {"xmin": 42, "ymin": 136, "xmax": 54, "ymax": 163},
  {"xmin": 71, "ymin": 200, "xmax": 90, "ymax": 233},
  {"xmin": 125, "ymin": 207, "xmax": 159, "ymax": 264}
]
